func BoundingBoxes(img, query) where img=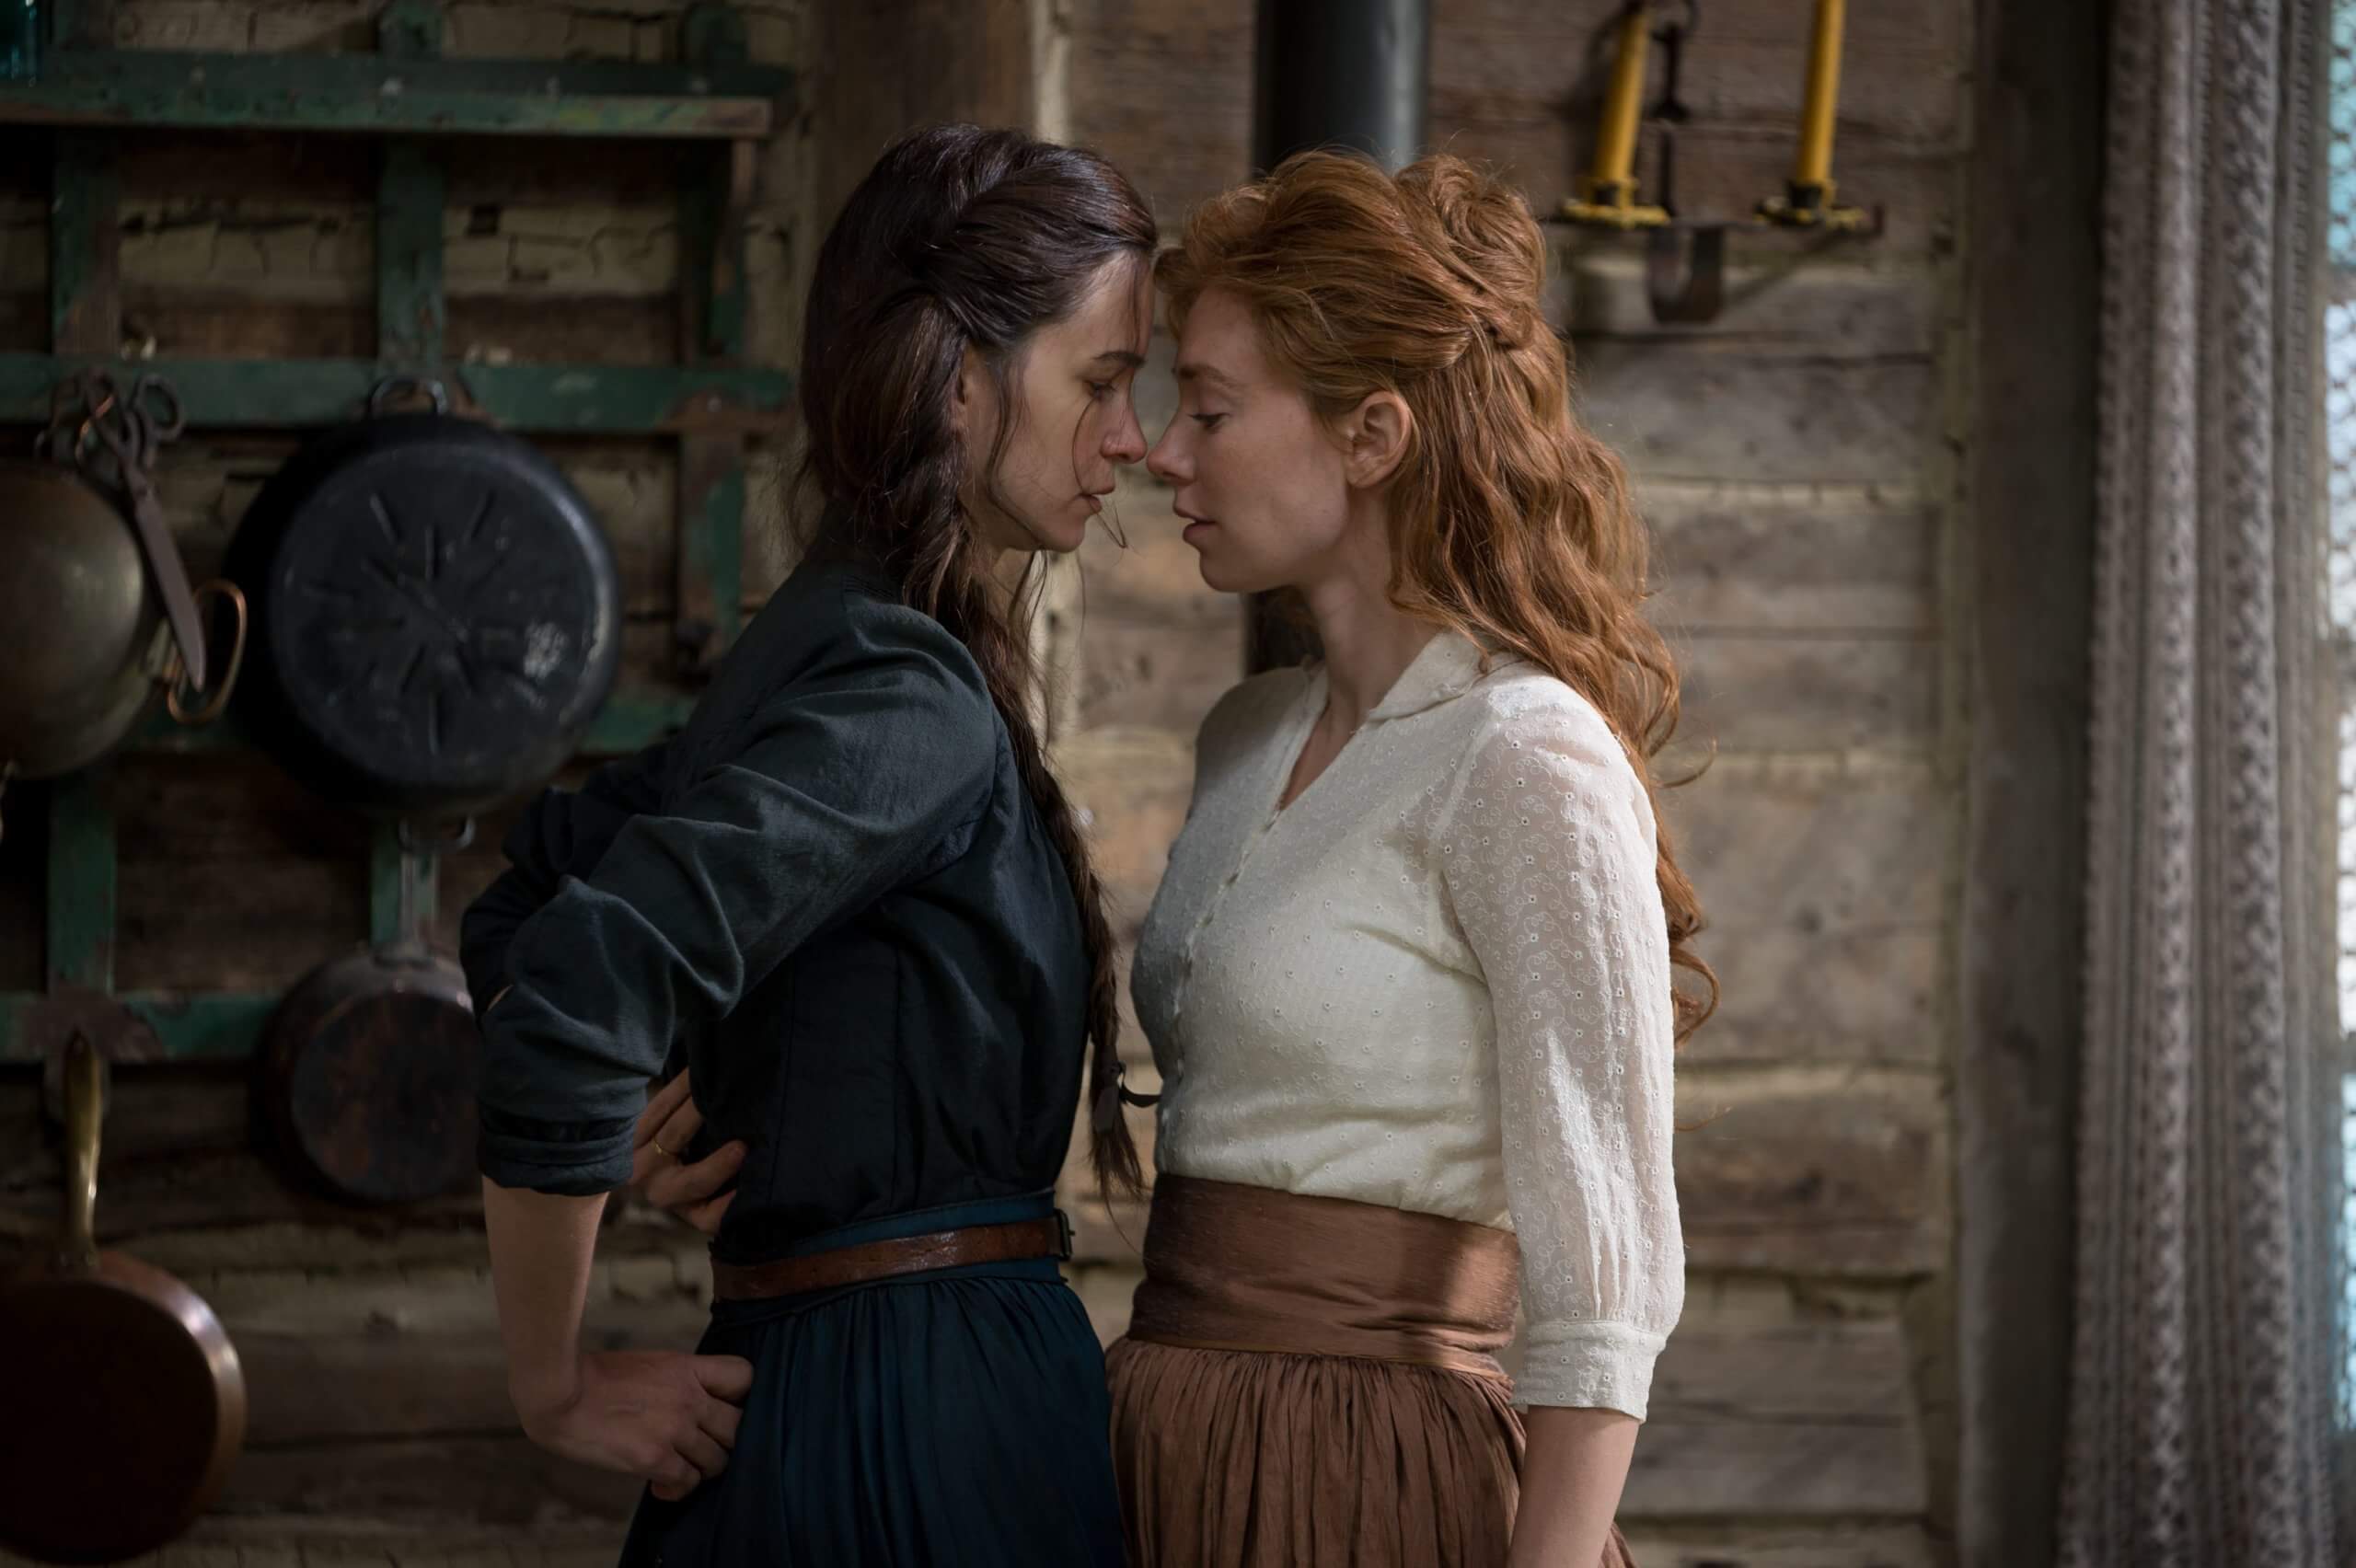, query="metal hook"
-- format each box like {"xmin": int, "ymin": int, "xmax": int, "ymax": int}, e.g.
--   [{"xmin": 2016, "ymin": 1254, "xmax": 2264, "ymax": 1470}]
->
[{"xmin": 1645, "ymin": 225, "xmax": 1727, "ymax": 324}]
